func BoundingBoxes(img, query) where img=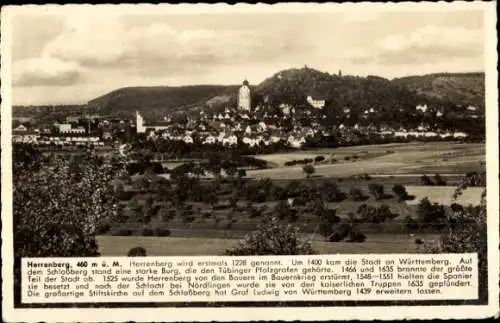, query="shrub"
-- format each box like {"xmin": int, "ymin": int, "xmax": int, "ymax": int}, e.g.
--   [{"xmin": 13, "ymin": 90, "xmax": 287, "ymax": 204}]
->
[
  {"xmin": 302, "ymin": 164, "xmax": 315, "ymax": 178},
  {"xmin": 434, "ymin": 174, "xmax": 447, "ymax": 186},
  {"xmin": 348, "ymin": 187, "xmax": 364, "ymax": 201},
  {"xmin": 127, "ymin": 246, "xmax": 147, "ymax": 256},
  {"xmin": 142, "ymin": 228, "xmax": 154, "ymax": 236},
  {"xmin": 392, "ymin": 184, "xmax": 408, "ymax": 201},
  {"xmin": 416, "ymin": 198, "xmax": 447, "ymax": 230},
  {"xmin": 451, "ymin": 203, "xmax": 464, "ymax": 213},
  {"xmin": 95, "ymin": 223, "xmax": 111, "ymax": 235},
  {"xmin": 225, "ymin": 216, "xmax": 316, "ymax": 255},
  {"xmin": 117, "ymin": 190, "xmax": 135, "ymax": 201},
  {"xmin": 314, "ymin": 155, "xmax": 325, "ymax": 163},
  {"xmin": 420, "ymin": 175, "xmax": 434, "ymax": 186},
  {"xmin": 403, "ymin": 215, "xmax": 419, "ymax": 233},
  {"xmin": 368, "ymin": 183, "xmax": 384, "ymax": 200},
  {"xmin": 415, "ymin": 238, "xmax": 424, "ymax": 245},
  {"xmin": 154, "ymin": 227, "xmax": 171, "ymax": 237},
  {"xmin": 328, "ymin": 223, "xmax": 352, "ymax": 242},
  {"xmin": 346, "ymin": 231, "xmax": 366, "ymax": 243},
  {"xmin": 113, "ymin": 228, "xmax": 133, "ymax": 236}
]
